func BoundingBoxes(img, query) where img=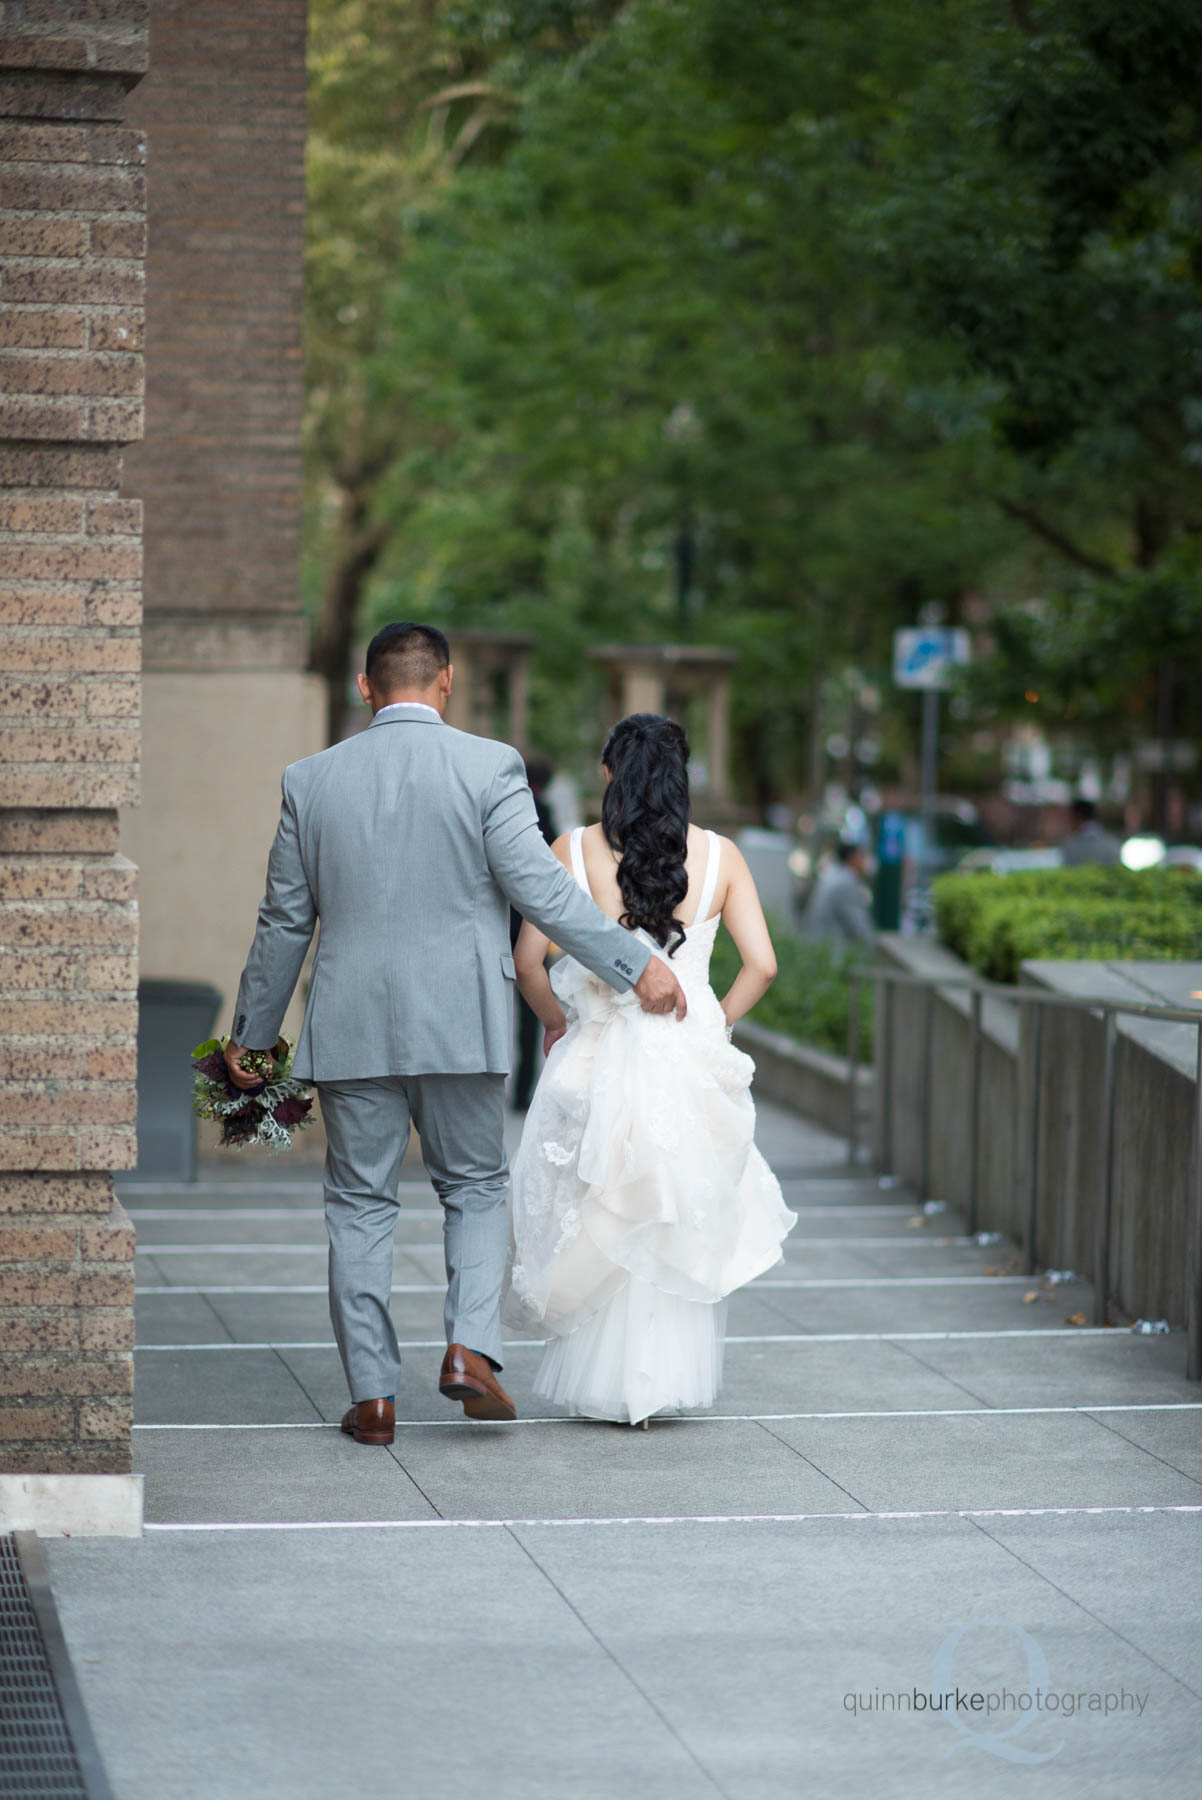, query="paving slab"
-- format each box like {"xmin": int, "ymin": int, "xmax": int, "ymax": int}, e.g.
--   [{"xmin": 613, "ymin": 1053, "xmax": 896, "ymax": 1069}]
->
[
  {"xmin": 134, "ymin": 1289, "xmax": 235, "ymax": 1345},
  {"xmin": 783, "ymin": 1214, "xmax": 964, "ymax": 1239},
  {"xmin": 132, "ymin": 1427, "xmax": 436, "ymax": 1525},
  {"xmin": 693, "ymin": 1336, "xmax": 990, "ymax": 1417},
  {"xmin": 134, "ymin": 1347, "xmax": 323, "ymax": 1426},
  {"xmin": 753, "ymin": 1280, "xmax": 1094, "ymax": 1336},
  {"xmin": 390, "ymin": 1417, "xmax": 859, "ymax": 1521},
  {"xmin": 128, "ymin": 1212, "xmax": 332, "ymax": 1244},
  {"xmin": 42, "ymin": 1093, "xmax": 1202, "ymax": 1800},
  {"xmin": 1076, "ymin": 1407, "xmax": 1202, "ymax": 1483},
  {"xmin": 43, "ymin": 1529, "xmax": 709, "ymax": 1800},
  {"xmin": 119, "ymin": 1183, "xmax": 326, "ymax": 1213},
  {"xmin": 137, "ymin": 1243, "xmax": 461, "ymax": 1289},
  {"xmin": 509, "ymin": 1512, "xmax": 1202, "ymax": 1800},
  {"xmin": 897, "ymin": 1328, "xmax": 1202, "ymax": 1409},
  {"xmin": 963, "ymin": 1507, "xmax": 1202, "ymax": 1692},
  {"xmin": 137, "ymin": 1249, "xmax": 345, "ymax": 1288},
  {"xmin": 177, "ymin": 1283, "xmax": 795, "ymax": 1351},
  {"xmin": 761, "ymin": 1409, "xmax": 1202, "ymax": 1511},
  {"xmin": 197, "ymin": 1290, "xmax": 441, "ymax": 1344},
  {"xmin": 273, "ymin": 1335, "xmax": 991, "ymax": 1427}
]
